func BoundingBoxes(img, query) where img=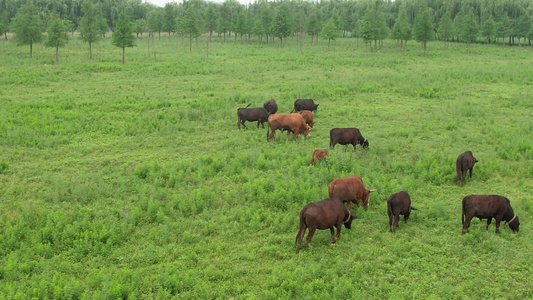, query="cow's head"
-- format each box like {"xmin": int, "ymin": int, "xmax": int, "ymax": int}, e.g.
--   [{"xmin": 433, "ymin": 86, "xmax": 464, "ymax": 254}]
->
[
  {"xmin": 343, "ymin": 211, "xmax": 358, "ymax": 229},
  {"xmin": 474, "ymin": 157, "xmax": 479, "ymax": 164},
  {"xmin": 303, "ymin": 125, "xmax": 311, "ymax": 138},
  {"xmin": 363, "ymin": 189, "xmax": 377, "ymax": 207},
  {"xmin": 507, "ymin": 215, "xmax": 520, "ymax": 233},
  {"xmin": 362, "ymin": 139, "xmax": 369, "ymax": 149}
]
